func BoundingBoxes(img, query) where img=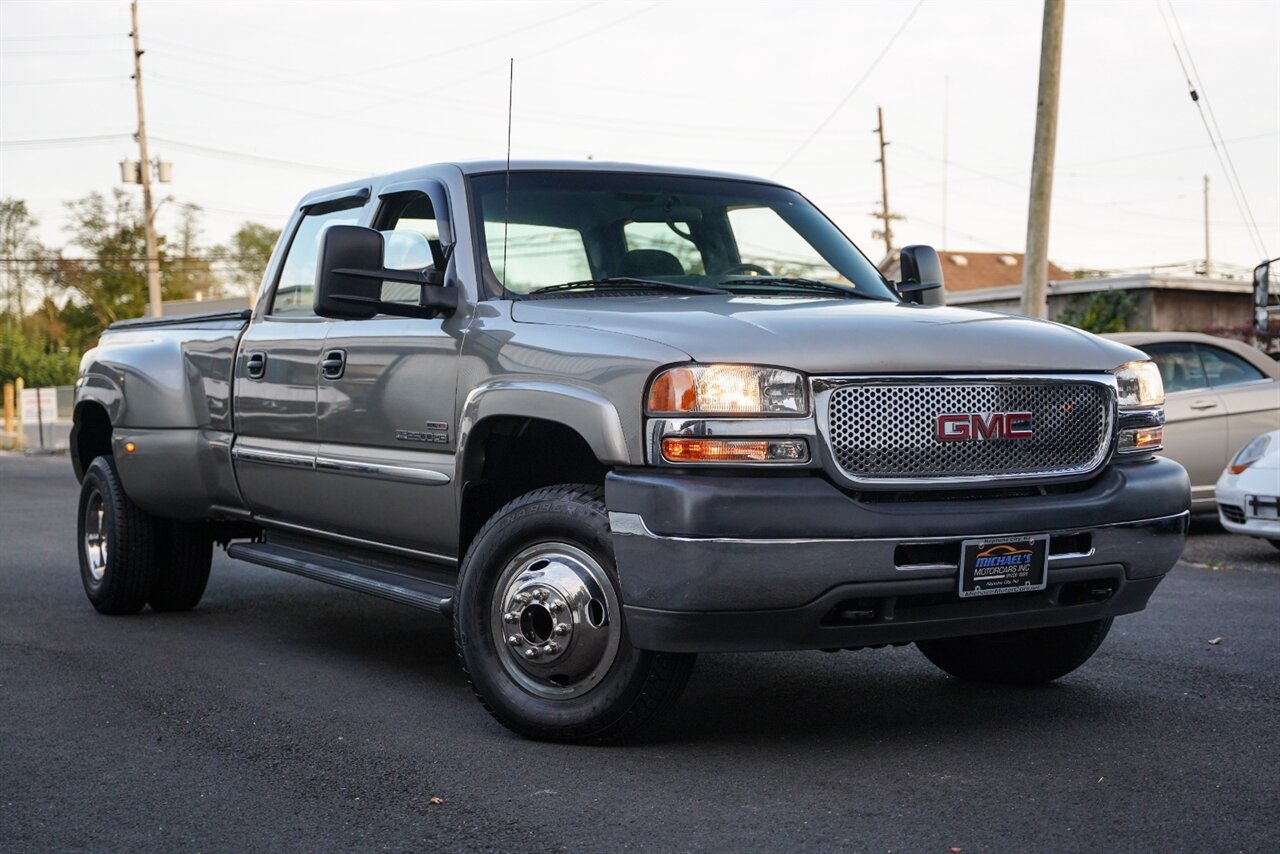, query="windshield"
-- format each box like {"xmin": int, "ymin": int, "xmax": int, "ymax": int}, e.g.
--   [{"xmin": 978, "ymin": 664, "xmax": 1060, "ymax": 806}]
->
[{"xmin": 470, "ymin": 171, "xmax": 895, "ymax": 300}]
